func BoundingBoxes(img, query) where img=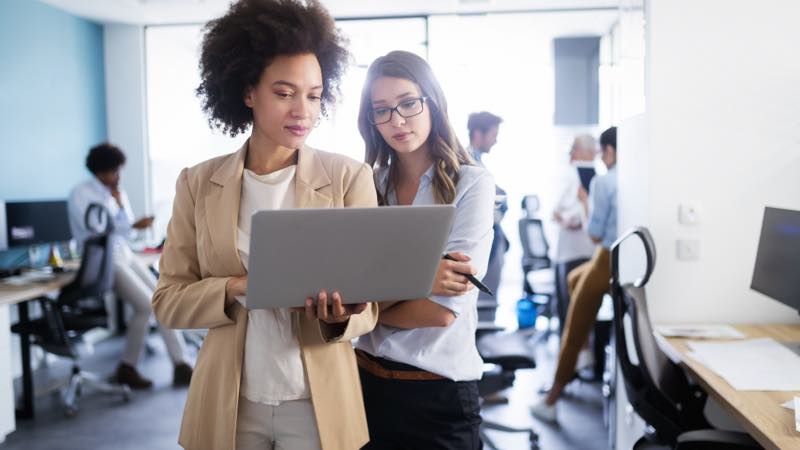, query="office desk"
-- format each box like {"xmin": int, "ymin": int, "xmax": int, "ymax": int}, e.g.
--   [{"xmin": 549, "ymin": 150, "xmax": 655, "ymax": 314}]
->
[
  {"xmin": 0, "ymin": 254, "xmax": 158, "ymax": 420},
  {"xmin": 0, "ymin": 269, "xmax": 76, "ymax": 420},
  {"xmin": 658, "ymin": 324, "xmax": 800, "ymax": 450}
]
